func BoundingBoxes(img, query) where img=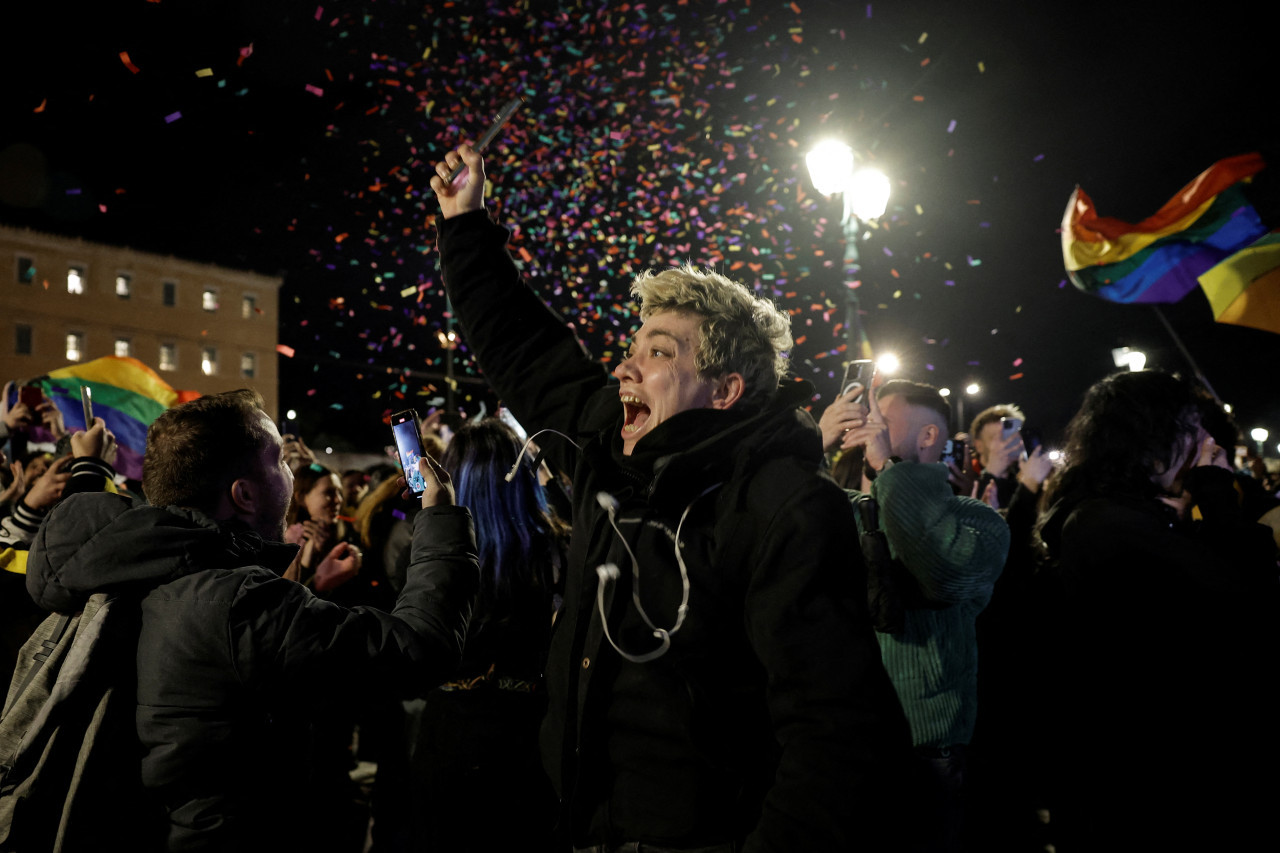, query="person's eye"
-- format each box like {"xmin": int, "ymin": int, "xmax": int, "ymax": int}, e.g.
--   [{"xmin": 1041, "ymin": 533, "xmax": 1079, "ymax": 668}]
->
[{"xmin": 651, "ymin": 348, "xmax": 667, "ymax": 358}]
